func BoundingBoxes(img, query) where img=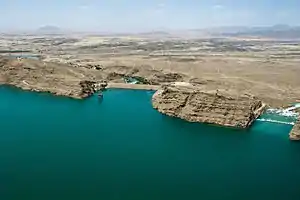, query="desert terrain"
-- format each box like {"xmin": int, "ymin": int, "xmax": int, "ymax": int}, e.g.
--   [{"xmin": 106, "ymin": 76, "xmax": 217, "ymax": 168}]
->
[{"xmin": 0, "ymin": 29, "xmax": 300, "ymax": 107}]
